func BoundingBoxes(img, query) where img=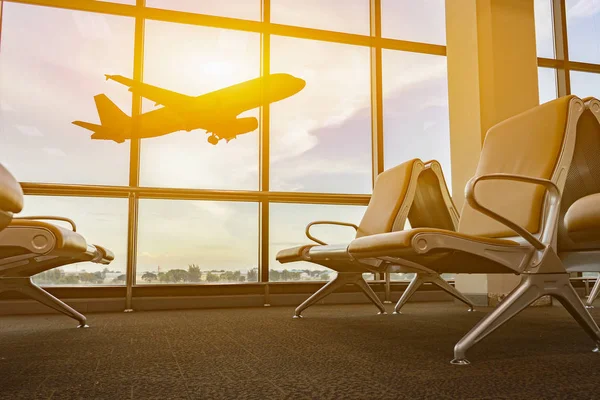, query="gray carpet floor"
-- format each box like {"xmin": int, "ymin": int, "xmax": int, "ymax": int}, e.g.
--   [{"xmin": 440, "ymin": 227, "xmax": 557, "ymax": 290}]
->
[{"xmin": 1, "ymin": 302, "xmax": 599, "ymax": 399}]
